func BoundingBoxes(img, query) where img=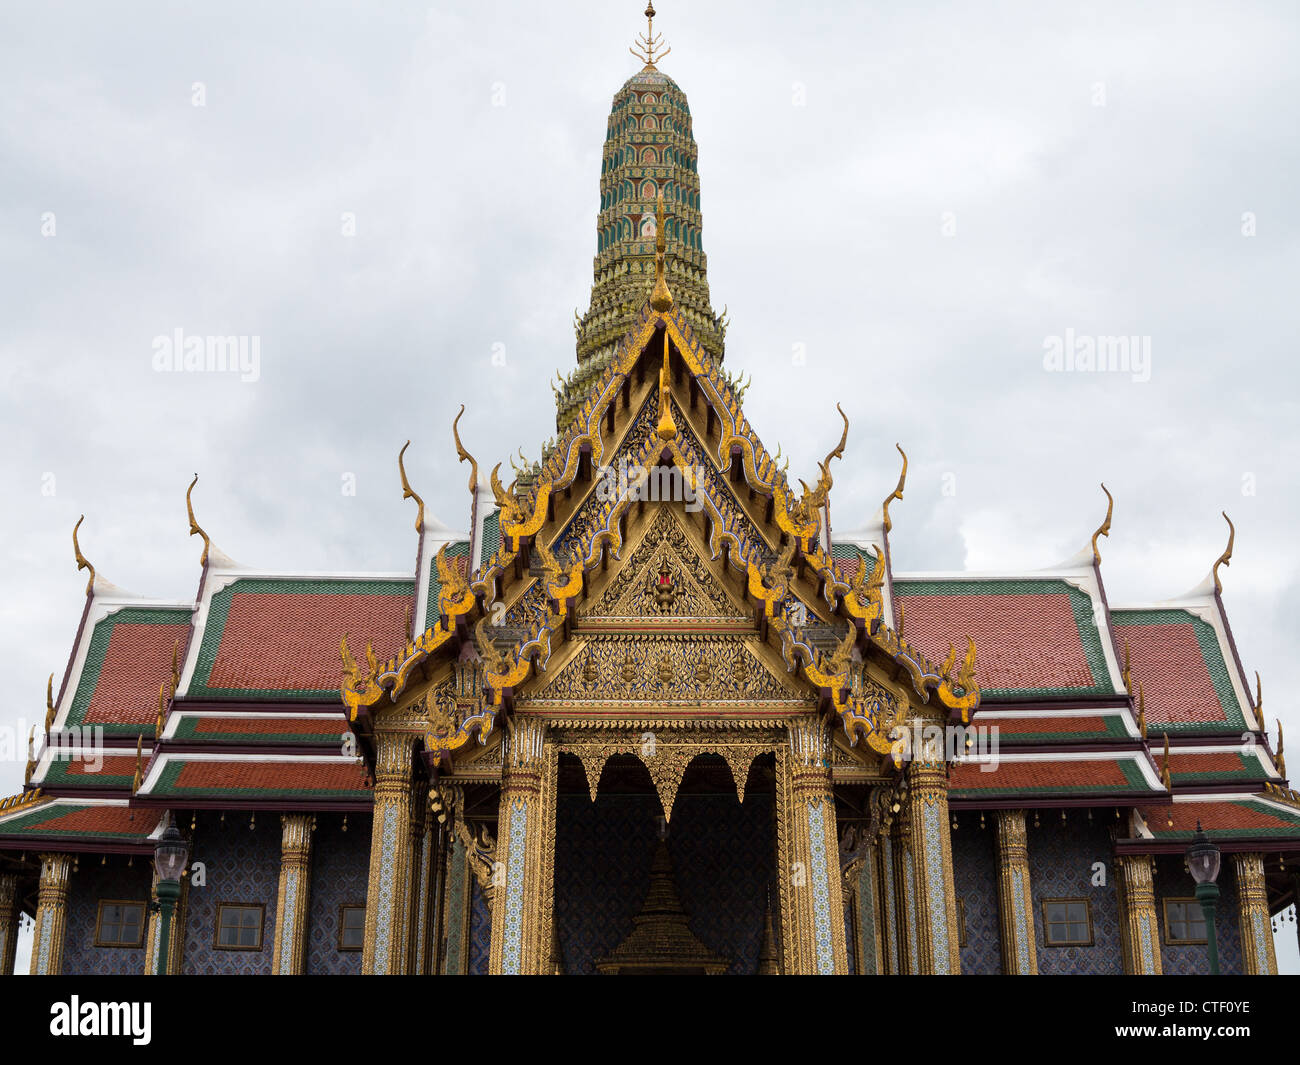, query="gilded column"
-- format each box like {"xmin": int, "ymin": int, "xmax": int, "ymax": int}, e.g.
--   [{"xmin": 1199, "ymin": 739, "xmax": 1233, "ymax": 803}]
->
[
  {"xmin": 272, "ymin": 813, "xmax": 314, "ymax": 975},
  {"xmin": 363, "ymin": 731, "xmax": 417, "ymax": 975},
  {"xmin": 779, "ymin": 718, "xmax": 849, "ymax": 974},
  {"xmin": 31, "ymin": 853, "xmax": 71, "ymax": 976},
  {"xmin": 845, "ymin": 845, "xmax": 882, "ymax": 975},
  {"xmin": 876, "ymin": 832, "xmax": 902, "ymax": 974},
  {"xmin": 1117, "ymin": 854, "xmax": 1162, "ymax": 975},
  {"xmin": 1234, "ymin": 853, "xmax": 1277, "ymax": 975},
  {"xmin": 994, "ymin": 809, "xmax": 1038, "ymax": 974},
  {"xmin": 411, "ymin": 812, "xmax": 440, "ymax": 975},
  {"xmin": 905, "ymin": 758, "xmax": 961, "ymax": 974},
  {"xmin": 488, "ymin": 717, "xmax": 554, "ymax": 974},
  {"xmin": 0, "ymin": 873, "xmax": 19, "ymax": 976}
]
